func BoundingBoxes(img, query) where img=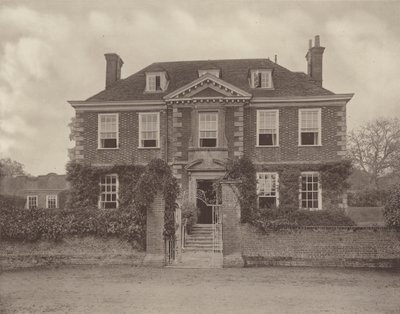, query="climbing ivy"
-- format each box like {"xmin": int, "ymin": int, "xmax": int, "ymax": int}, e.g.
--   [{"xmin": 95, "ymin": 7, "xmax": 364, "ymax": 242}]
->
[
  {"xmin": 225, "ymin": 156, "xmax": 353, "ymax": 227},
  {"xmin": 66, "ymin": 158, "xmax": 179, "ymax": 241}
]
